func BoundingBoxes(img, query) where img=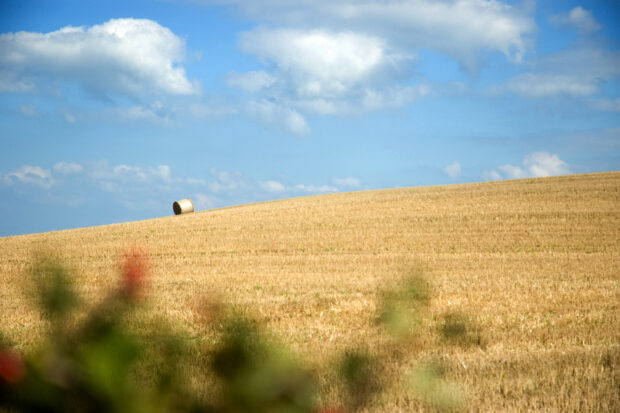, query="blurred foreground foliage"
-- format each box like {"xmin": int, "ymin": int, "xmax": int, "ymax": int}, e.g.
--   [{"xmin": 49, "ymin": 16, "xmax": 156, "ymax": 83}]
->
[{"xmin": 0, "ymin": 252, "xmax": 472, "ymax": 412}]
